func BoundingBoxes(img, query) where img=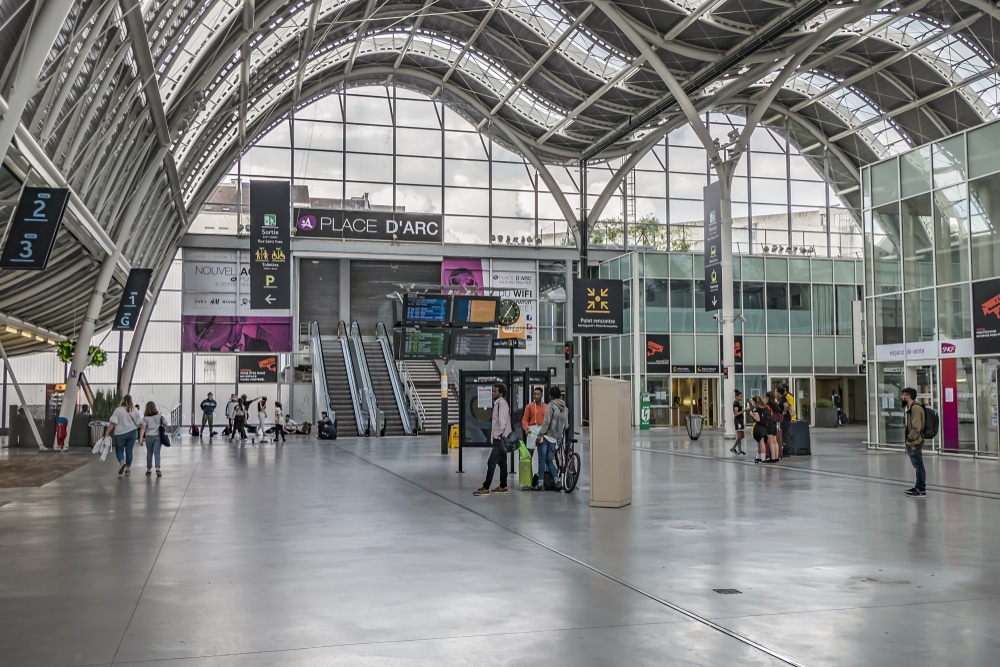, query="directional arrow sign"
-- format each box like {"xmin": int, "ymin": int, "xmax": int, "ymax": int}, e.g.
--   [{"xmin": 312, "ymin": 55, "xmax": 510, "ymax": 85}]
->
[
  {"xmin": 250, "ymin": 181, "xmax": 291, "ymax": 310},
  {"xmin": 703, "ymin": 181, "xmax": 723, "ymax": 312},
  {"xmin": 265, "ymin": 294, "xmax": 276, "ymax": 305}
]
